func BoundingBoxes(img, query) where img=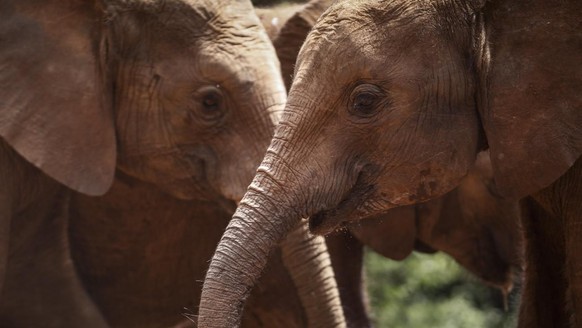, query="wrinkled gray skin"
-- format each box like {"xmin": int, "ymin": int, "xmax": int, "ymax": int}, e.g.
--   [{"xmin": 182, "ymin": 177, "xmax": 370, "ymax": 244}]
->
[
  {"xmin": 200, "ymin": 0, "xmax": 582, "ymax": 327},
  {"xmin": 0, "ymin": 0, "xmax": 288, "ymax": 326}
]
